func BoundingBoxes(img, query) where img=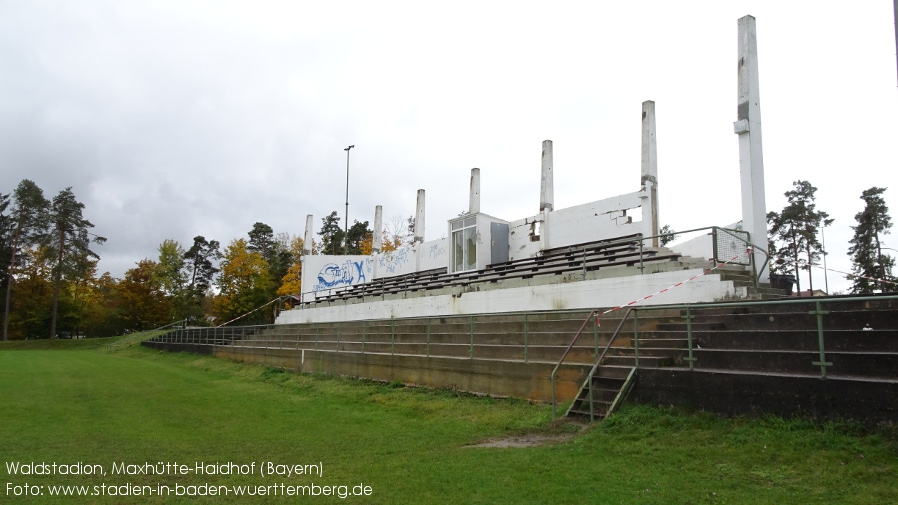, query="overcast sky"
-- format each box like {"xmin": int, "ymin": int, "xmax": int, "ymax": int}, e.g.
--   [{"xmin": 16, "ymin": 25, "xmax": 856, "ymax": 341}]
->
[{"xmin": 2, "ymin": 1, "xmax": 896, "ymax": 294}]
